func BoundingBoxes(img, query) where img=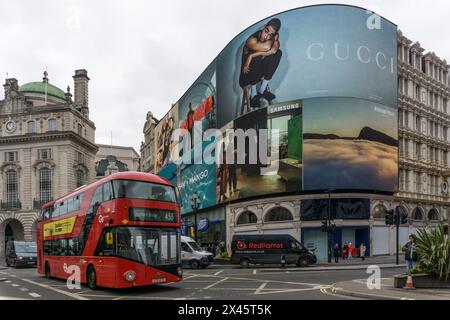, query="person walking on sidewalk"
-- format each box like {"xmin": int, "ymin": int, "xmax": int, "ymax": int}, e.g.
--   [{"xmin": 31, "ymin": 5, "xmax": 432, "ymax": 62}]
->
[
  {"xmin": 359, "ymin": 243, "xmax": 367, "ymax": 261},
  {"xmin": 348, "ymin": 242, "xmax": 354, "ymax": 260},
  {"xmin": 342, "ymin": 242, "xmax": 349, "ymax": 260},
  {"xmin": 402, "ymin": 235, "xmax": 418, "ymax": 274},
  {"xmin": 333, "ymin": 243, "xmax": 340, "ymax": 263}
]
